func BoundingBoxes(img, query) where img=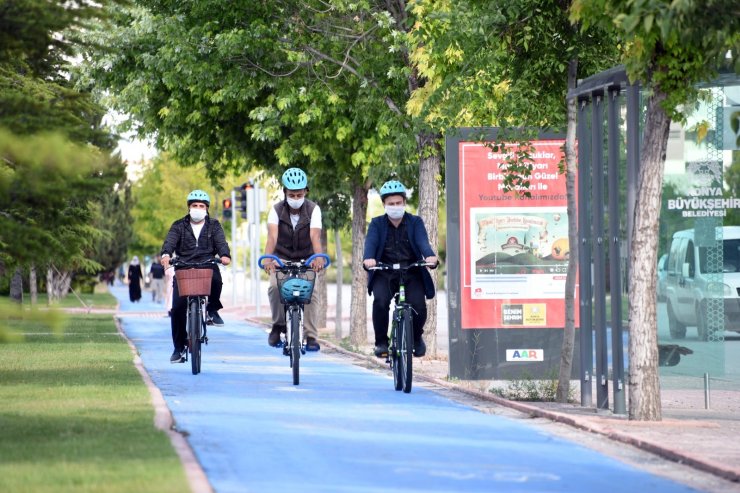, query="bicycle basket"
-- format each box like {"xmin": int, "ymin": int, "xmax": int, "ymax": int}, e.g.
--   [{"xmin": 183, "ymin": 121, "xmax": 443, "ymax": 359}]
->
[
  {"xmin": 176, "ymin": 268, "xmax": 213, "ymax": 296},
  {"xmin": 277, "ymin": 270, "xmax": 316, "ymax": 304}
]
